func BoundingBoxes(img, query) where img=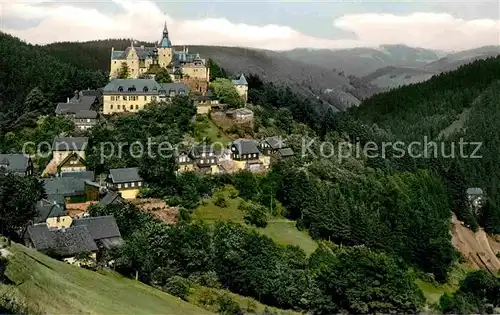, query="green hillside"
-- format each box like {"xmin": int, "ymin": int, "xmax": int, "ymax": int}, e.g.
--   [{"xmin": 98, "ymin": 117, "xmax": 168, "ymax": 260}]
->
[
  {"xmin": 0, "ymin": 242, "xmax": 213, "ymax": 315},
  {"xmin": 193, "ymin": 185, "xmax": 318, "ymax": 255}
]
